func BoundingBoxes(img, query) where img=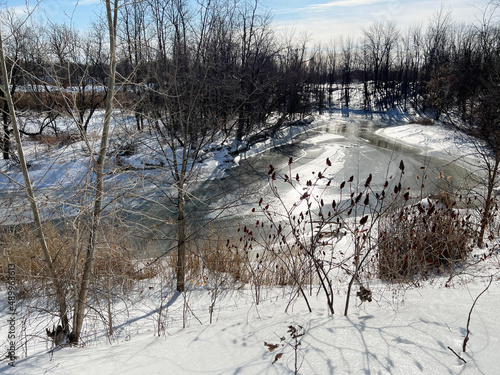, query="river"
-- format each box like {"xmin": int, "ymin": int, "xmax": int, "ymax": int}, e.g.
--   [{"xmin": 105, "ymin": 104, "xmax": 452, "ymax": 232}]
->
[{"xmin": 127, "ymin": 117, "xmax": 473, "ymax": 256}]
